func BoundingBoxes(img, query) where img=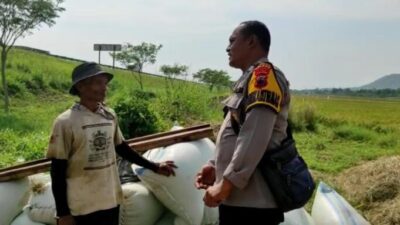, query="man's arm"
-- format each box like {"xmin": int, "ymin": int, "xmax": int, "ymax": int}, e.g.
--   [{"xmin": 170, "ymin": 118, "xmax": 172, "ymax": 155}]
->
[
  {"xmin": 50, "ymin": 159, "xmax": 70, "ymax": 217},
  {"xmin": 223, "ymin": 106, "xmax": 277, "ymax": 189},
  {"xmin": 115, "ymin": 142, "xmax": 159, "ymax": 172},
  {"xmin": 47, "ymin": 118, "xmax": 73, "ymax": 217}
]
